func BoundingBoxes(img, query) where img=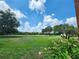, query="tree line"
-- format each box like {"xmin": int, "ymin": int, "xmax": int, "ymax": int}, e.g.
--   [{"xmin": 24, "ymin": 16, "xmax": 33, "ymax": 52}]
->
[{"xmin": 0, "ymin": 9, "xmax": 77, "ymax": 35}]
